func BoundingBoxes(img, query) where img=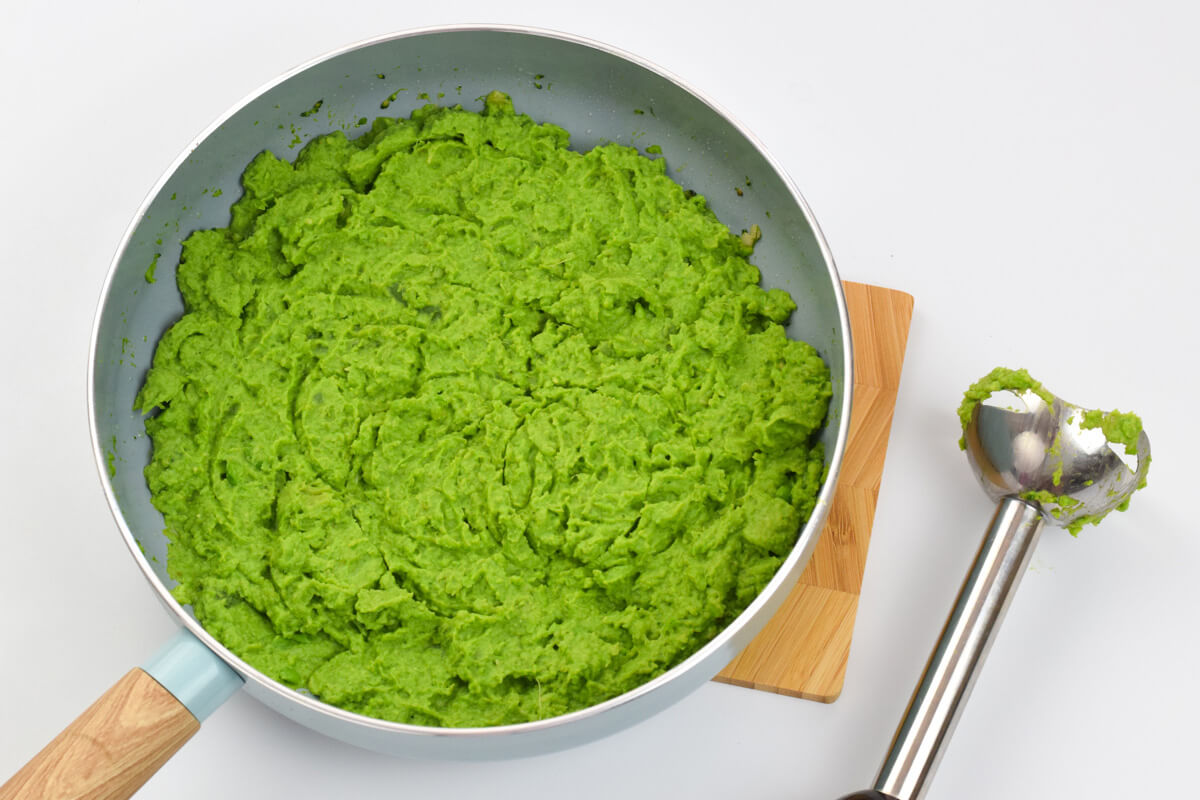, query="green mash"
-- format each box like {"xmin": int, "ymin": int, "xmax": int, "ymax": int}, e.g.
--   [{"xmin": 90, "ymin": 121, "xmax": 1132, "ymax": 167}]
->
[{"xmin": 137, "ymin": 92, "xmax": 832, "ymax": 726}]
